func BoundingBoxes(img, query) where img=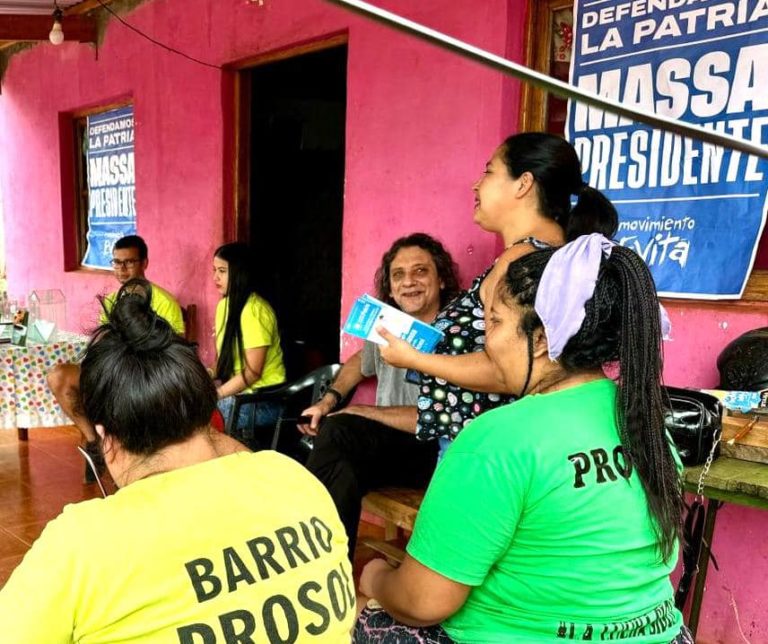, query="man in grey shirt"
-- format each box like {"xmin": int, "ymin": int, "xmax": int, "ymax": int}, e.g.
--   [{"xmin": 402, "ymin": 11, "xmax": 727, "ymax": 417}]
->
[{"xmin": 299, "ymin": 233, "xmax": 460, "ymax": 558}]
